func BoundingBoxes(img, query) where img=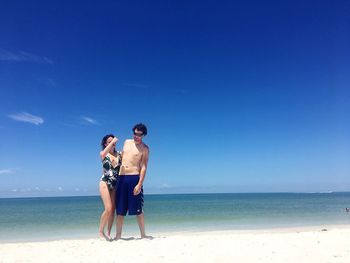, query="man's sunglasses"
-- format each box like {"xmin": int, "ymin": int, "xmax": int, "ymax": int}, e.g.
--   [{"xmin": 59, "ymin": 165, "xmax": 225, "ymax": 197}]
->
[{"xmin": 133, "ymin": 132, "xmax": 144, "ymax": 137}]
